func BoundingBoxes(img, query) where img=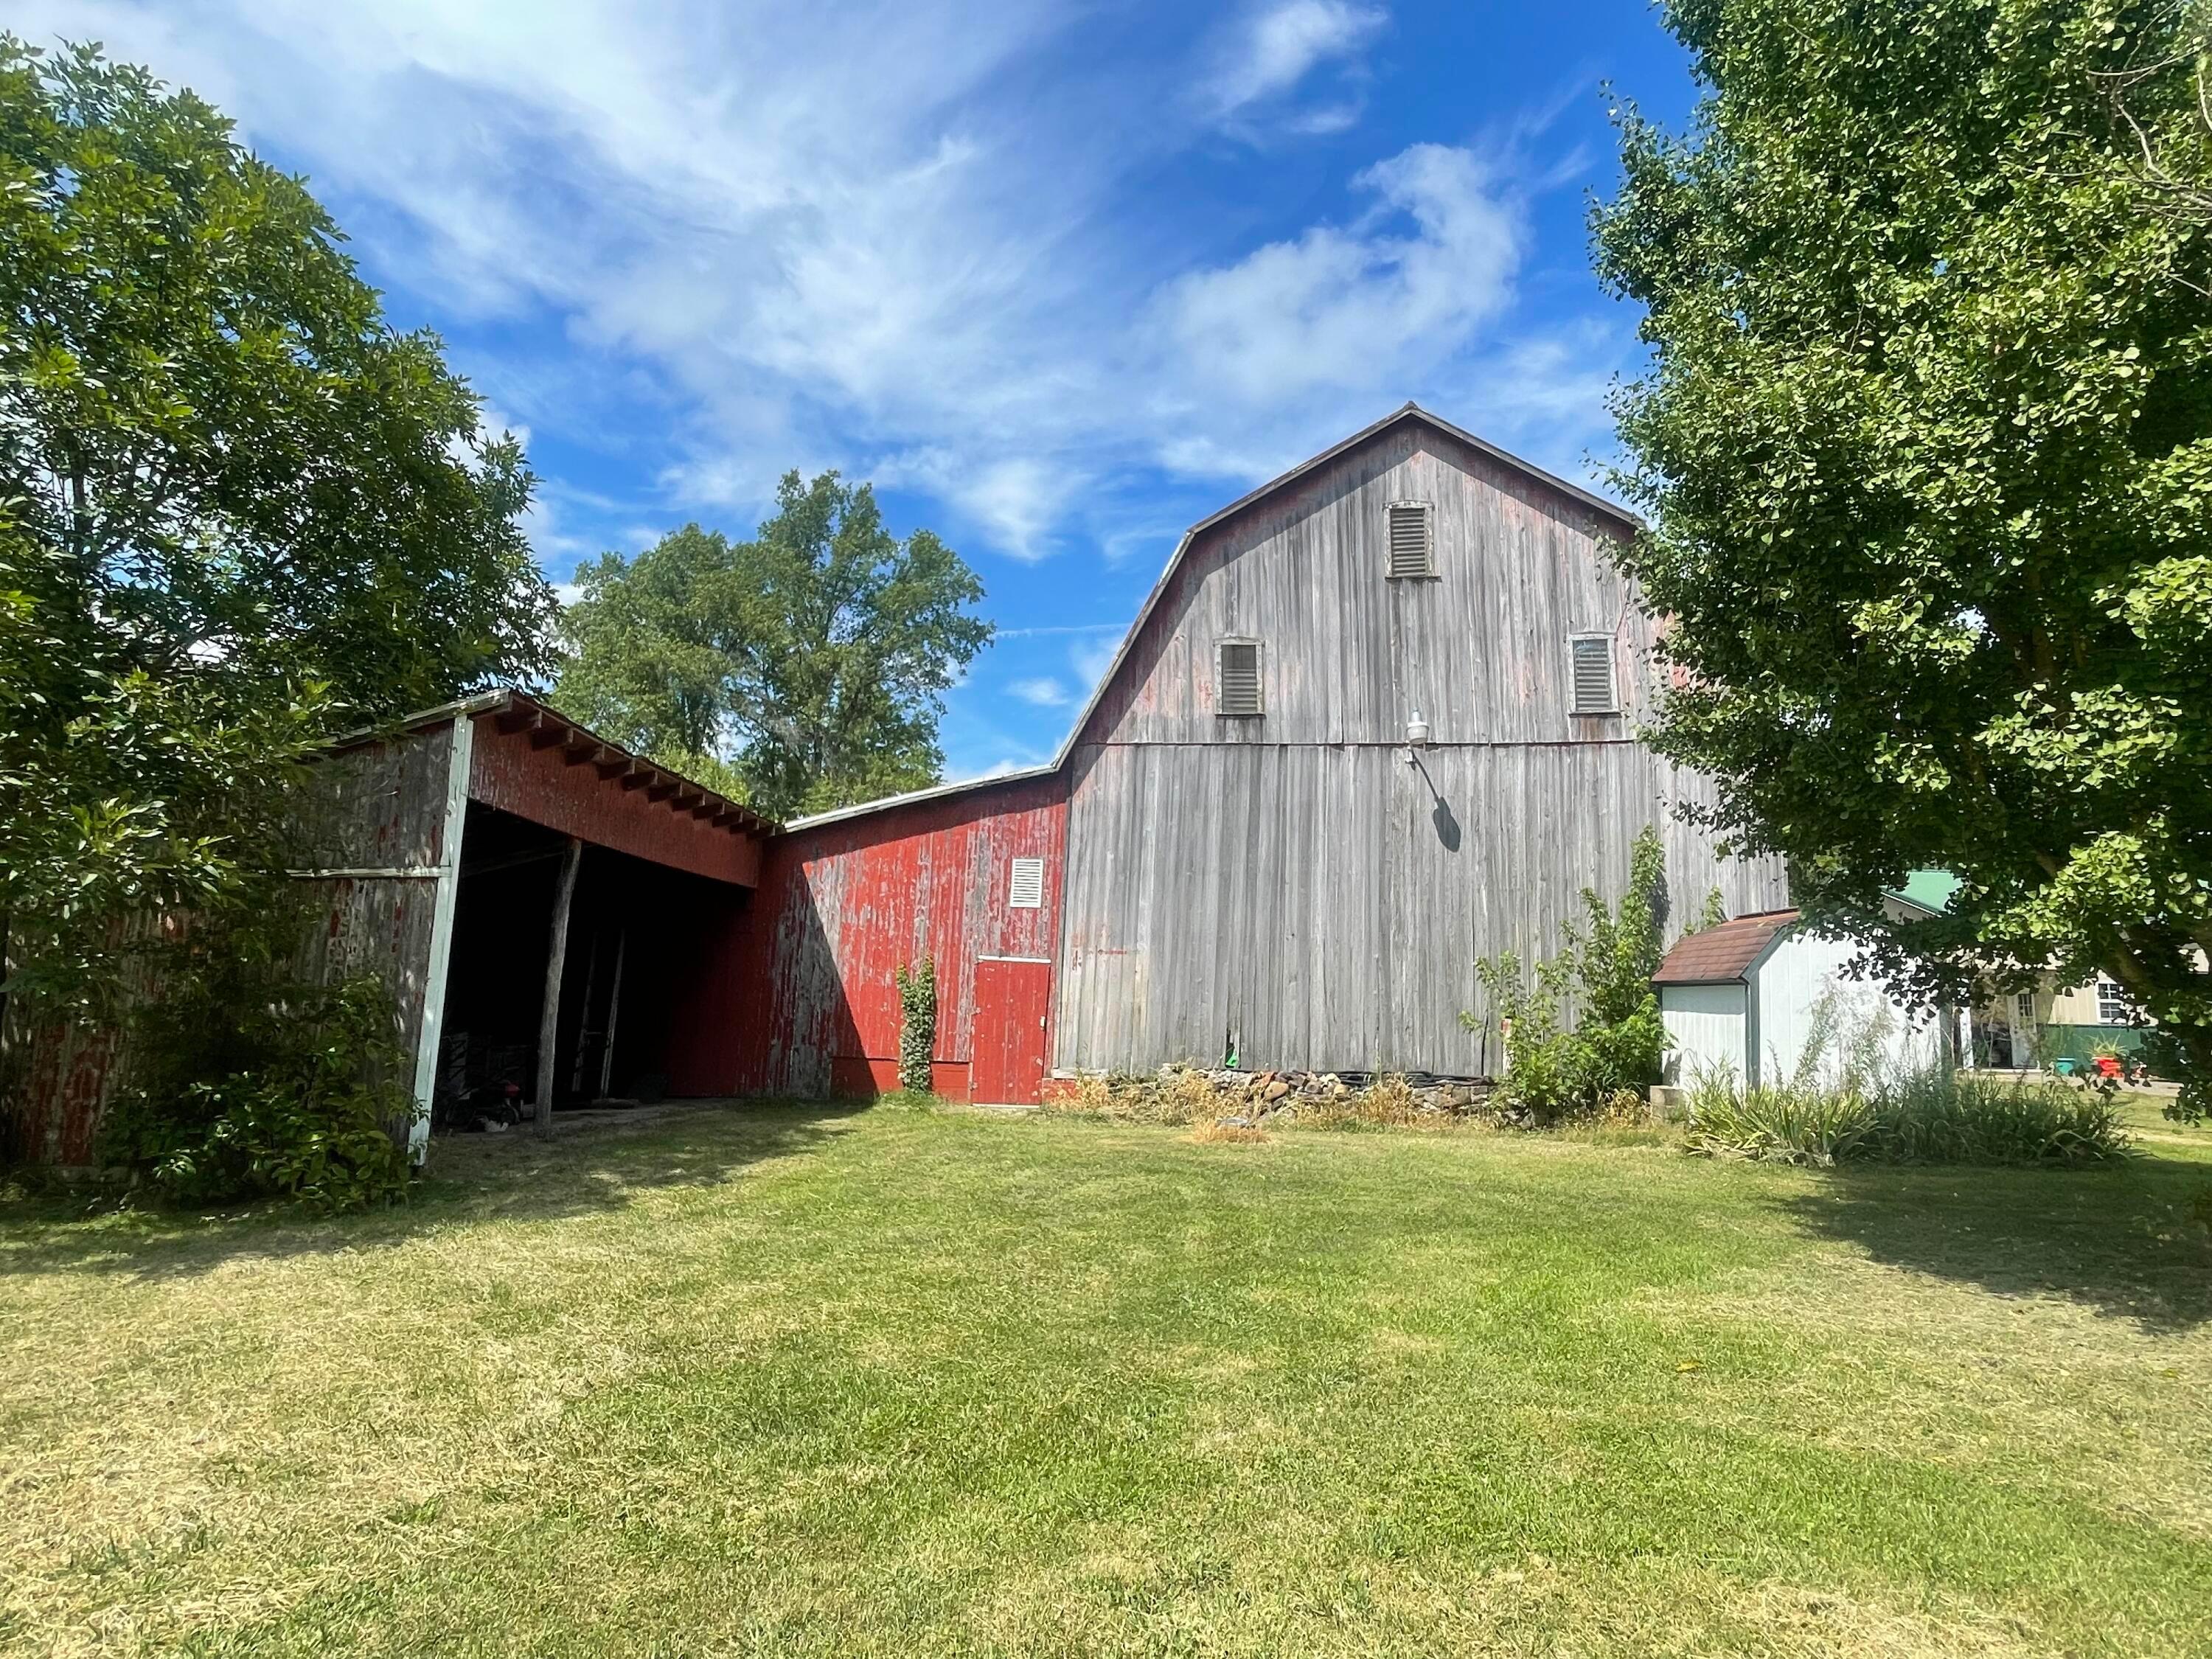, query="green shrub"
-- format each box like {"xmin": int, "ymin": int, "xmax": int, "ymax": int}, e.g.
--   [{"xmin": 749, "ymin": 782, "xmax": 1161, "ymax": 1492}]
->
[
  {"xmin": 1684, "ymin": 1064, "xmax": 2128, "ymax": 1167},
  {"xmin": 102, "ymin": 970, "xmax": 412, "ymax": 1209},
  {"xmin": 1463, "ymin": 825, "xmax": 1669, "ymax": 1121},
  {"xmin": 894, "ymin": 959, "xmax": 936, "ymax": 1093}
]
